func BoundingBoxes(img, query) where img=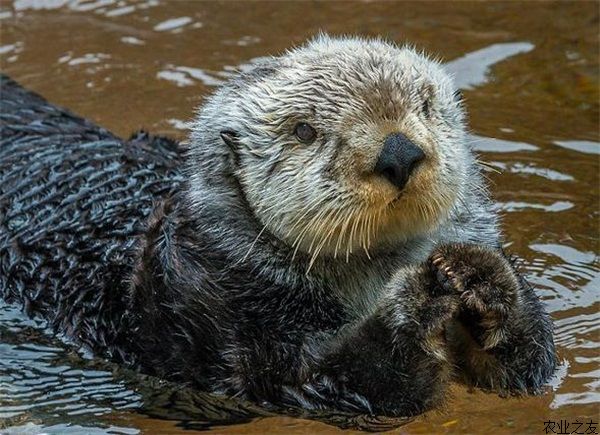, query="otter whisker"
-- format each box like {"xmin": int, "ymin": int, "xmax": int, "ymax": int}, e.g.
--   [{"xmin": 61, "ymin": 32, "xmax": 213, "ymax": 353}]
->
[
  {"xmin": 360, "ymin": 210, "xmax": 372, "ymax": 260},
  {"xmin": 455, "ymin": 195, "xmax": 476, "ymax": 221},
  {"xmin": 358, "ymin": 208, "xmax": 366, "ymax": 252},
  {"xmin": 285, "ymin": 189, "xmax": 339, "ymax": 237},
  {"xmin": 280, "ymin": 194, "xmax": 325, "ymax": 243},
  {"xmin": 366, "ymin": 208, "xmax": 378, "ymax": 250},
  {"xmin": 476, "ymin": 159, "xmax": 502, "ymax": 174},
  {"xmin": 291, "ymin": 203, "xmax": 330, "ymax": 261},
  {"xmin": 357, "ymin": 208, "xmax": 368, "ymax": 251},
  {"xmin": 240, "ymin": 212, "xmax": 278, "ymax": 263},
  {"xmin": 337, "ymin": 204, "xmax": 360, "ymax": 260},
  {"xmin": 284, "ymin": 195, "xmax": 325, "ymax": 238},
  {"xmin": 307, "ymin": 206, "xmax": 335, "ymax": 255},
  {"xmin": 307, "ymin": 206, "xmax": 347, "ymax": 273},
  {"xmin": 366, "ymin": 209, "xmax": 374, "ymax": 250},
  {"xmin": 428, "ymin": 191, "xmax": 444, "ymax": 220},
  {"xmin": 294, "ymin": 206, "xmax": 326, "ymax": 251},
  {"xmin": 317, "ymin": 206, "xmax": 345, "ymax": 250},
  {"xmin": 415, "ymin": 201, "xmax": 429, "ymax": 224},
  {"xmin": 360, "ymin": 210, "xmax": 368, "ymax": 253},
  {"xmin": 346, "ymin": 208, "xmax": 363, "ymax": 262},
  {"xmin": 334, "ymin": 208, "xmax": 355, "ymax": 259},
  {"xmin": 374, "ymin": 207, "xmax": 383, "ymax": 245},
  {"xmin": 375, "ymin": 207, "xmax": 384, "ymax": 243}
]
